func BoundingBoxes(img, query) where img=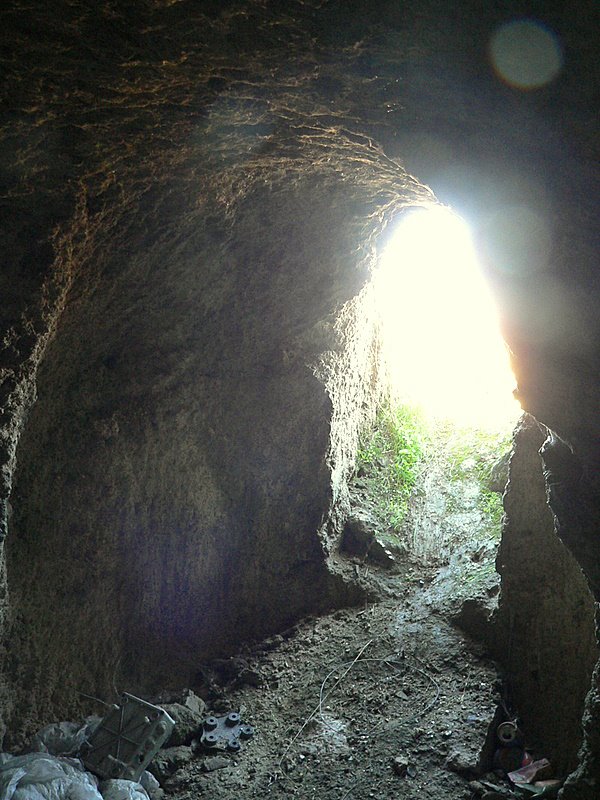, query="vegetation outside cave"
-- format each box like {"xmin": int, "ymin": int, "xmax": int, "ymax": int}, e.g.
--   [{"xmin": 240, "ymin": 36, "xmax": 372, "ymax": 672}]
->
[{"xmin": 349, "ymin": 396, "xmax": 516, "ymax": 610}]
